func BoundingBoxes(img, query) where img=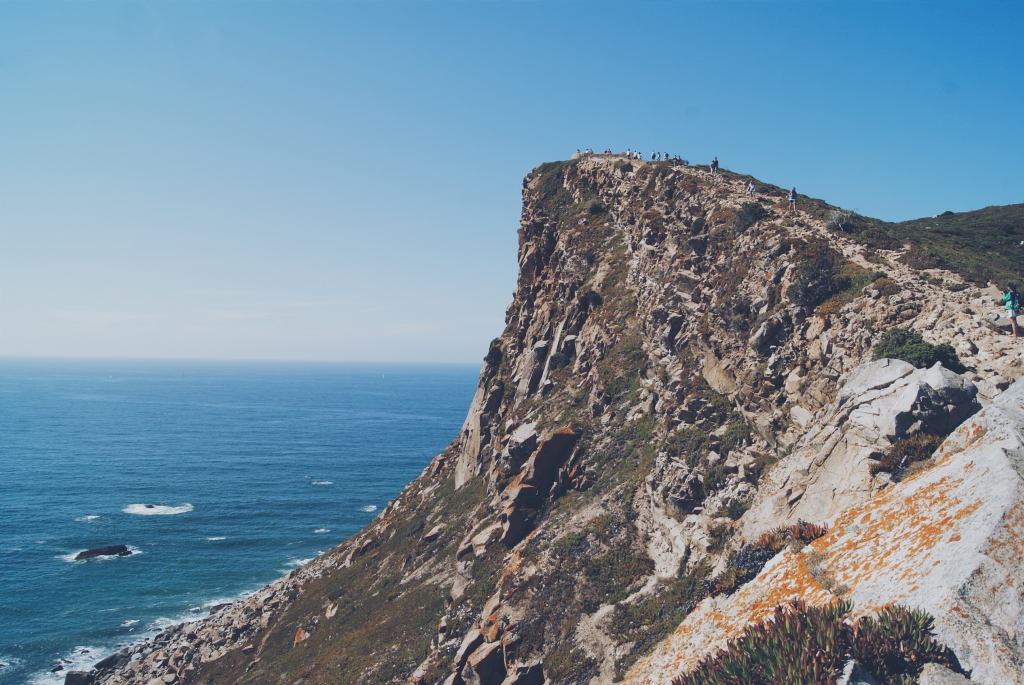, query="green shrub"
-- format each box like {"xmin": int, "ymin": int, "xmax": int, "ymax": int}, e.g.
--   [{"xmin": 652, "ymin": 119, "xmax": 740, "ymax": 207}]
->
[
  {"xmin": 788, "ymin": 244, "xmax": 851, "ymax": 309},
  {"xmin": 869, "ymin": 433, "xmax": 944, "ymax": 480},
  {"xmin": 671, "ymin": 601, "xmax": 961, "ymax": 685},
  {"xmin": 720, "ymin": 499, "xmax": 750, "ymax": 521},
  {"xmin": 872, "ymin": 328, "xmax": 966, "ymax": 373},
  {"xmin": 548, "ymin": 351, "xmax": 569, "ymax": 370}
]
